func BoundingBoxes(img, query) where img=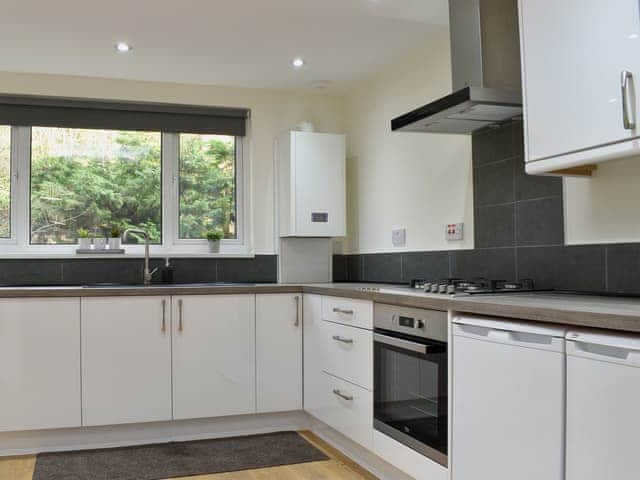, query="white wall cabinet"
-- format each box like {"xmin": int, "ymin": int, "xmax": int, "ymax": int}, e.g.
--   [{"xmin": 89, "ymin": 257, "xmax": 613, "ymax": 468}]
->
[
  {"xmin": 519, "ymin": 0, "xmax": 640, "ymax": 173},
  {"xmin": 277, "ymin": 131, "xmax": 346, "ymax": 237},
  {"xmin": 256, "ymin": 294, "xmax": 302, "ymax": 413},
  {"xmin": 0, "ymin": 298, "xmax": 81, "ymax": 432},
  {"xmin": 81, "ymin": 296, "xmax": 172, "ymax": 427},
  {"xmin": 172, "ymin": 295, "xmax": 256, "ymax": 420}
]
